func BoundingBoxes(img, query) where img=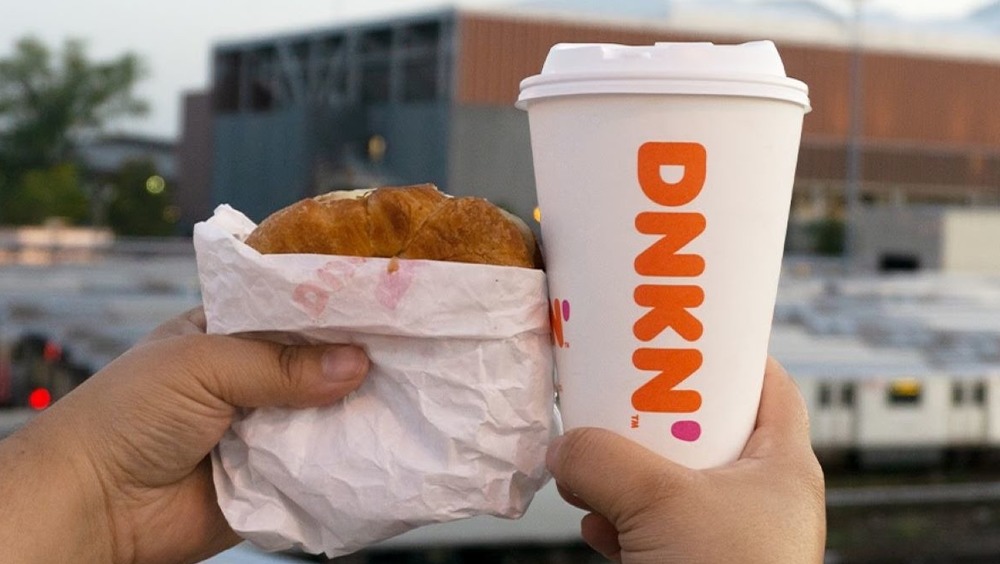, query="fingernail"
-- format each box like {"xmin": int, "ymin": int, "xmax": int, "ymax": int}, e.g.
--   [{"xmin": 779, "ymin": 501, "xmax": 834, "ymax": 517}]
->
[
  {"xmin": 546, "ymin": 434, "xmax": 565, "ymax": 472},
  {"xmin": 321, "ymin": 346, "xmax": 368, "ymax": 382}
]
